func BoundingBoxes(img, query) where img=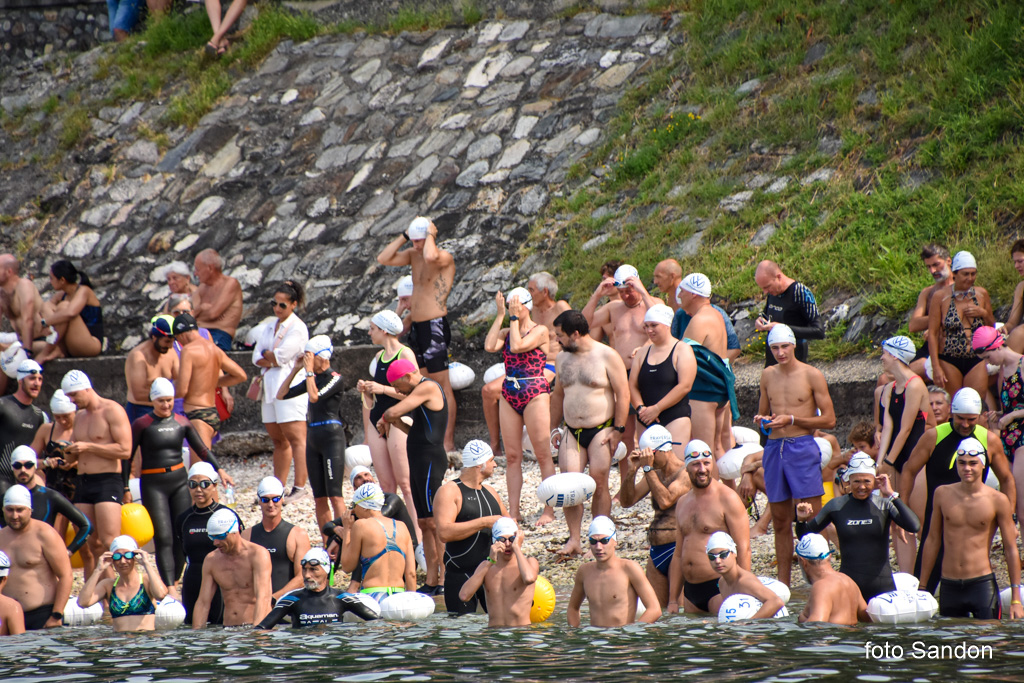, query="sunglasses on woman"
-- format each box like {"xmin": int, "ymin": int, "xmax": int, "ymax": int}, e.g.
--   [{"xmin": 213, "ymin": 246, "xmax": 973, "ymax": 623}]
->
[{"xmin": 188, "ymin": 479, "xmax": 216, "ymax": 490}]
